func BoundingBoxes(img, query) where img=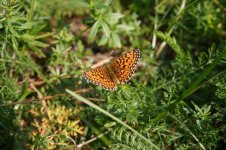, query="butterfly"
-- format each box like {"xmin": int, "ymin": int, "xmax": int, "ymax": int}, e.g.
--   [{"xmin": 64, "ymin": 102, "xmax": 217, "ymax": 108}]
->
[{"xmin": 82, "ymin": 49, "xmax": 140, "ymax": 90}]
